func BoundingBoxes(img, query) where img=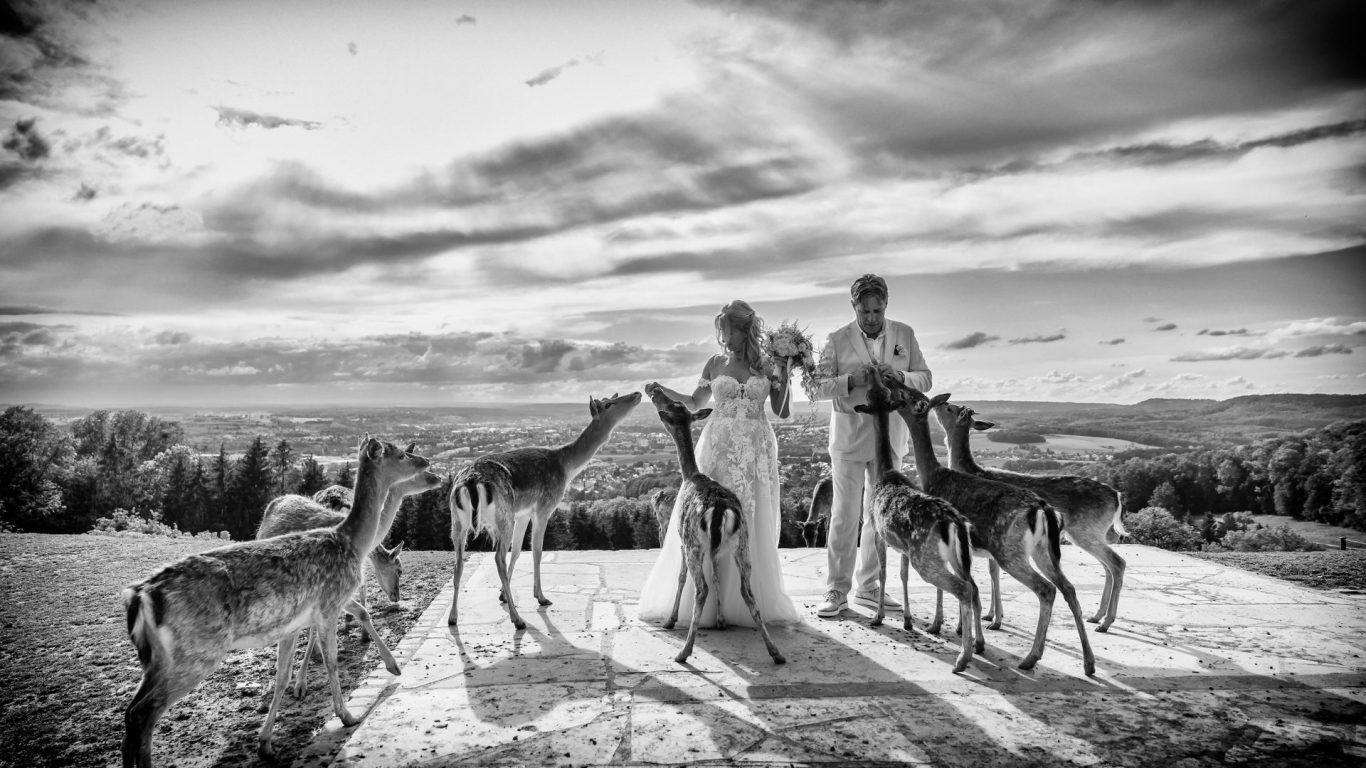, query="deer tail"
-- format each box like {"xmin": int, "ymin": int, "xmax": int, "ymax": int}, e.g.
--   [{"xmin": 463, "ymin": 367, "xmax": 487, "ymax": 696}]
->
[
  {"xmin": 450, "ymin": 479, "xmax": 488, "ymax": 542},
  {"xmin": 1042, "ymin": 503, "xmax": 1063, "ymax": 564},
  {"xmin": 946, "ymin": 519, "xmax": 972, "ymax": 579},
  {"xmin": 123, "ymin": 585, "xmax": 165, "ymax": 667},
  {"xmin": 1110, "ymin": 490, "xmax": 1128, "ymax": 537}
]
